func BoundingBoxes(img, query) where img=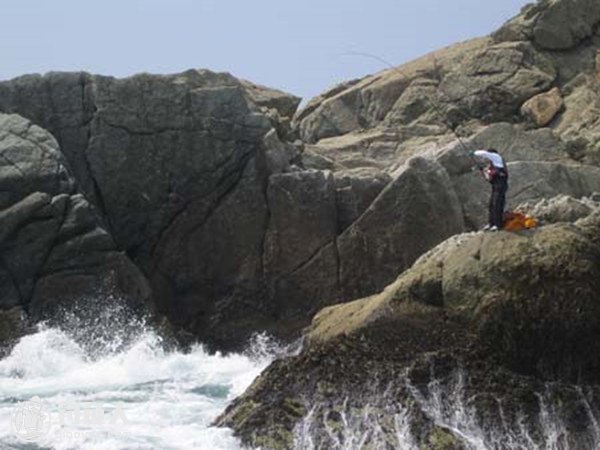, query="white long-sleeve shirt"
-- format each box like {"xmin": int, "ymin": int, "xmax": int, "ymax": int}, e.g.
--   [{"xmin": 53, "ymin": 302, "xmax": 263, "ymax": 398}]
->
[{"xmin": 474, "ymin": 150, "xmax": 505, "ymax": 168}]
